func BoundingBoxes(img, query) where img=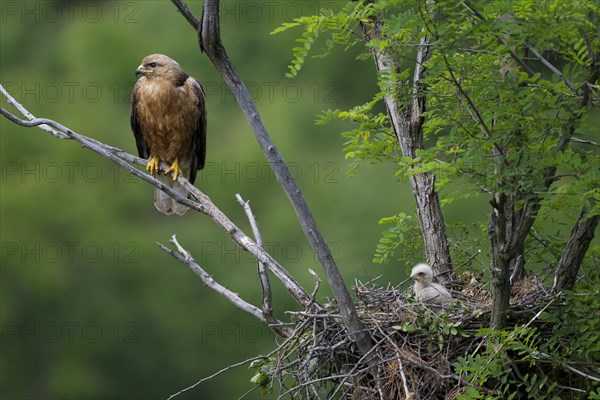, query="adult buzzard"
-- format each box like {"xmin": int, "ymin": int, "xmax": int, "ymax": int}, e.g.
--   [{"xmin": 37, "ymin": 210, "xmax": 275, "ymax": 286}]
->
[{"xmin": 131, "ymin": 54, "xmax": 206, "ymax": 215}]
